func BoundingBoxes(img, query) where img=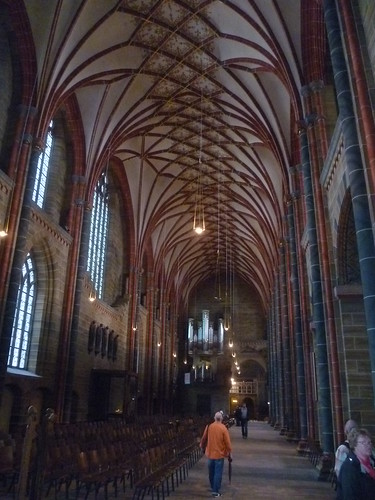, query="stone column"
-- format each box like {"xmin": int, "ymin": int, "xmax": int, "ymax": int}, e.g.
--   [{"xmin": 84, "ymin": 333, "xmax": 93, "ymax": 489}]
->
[
  {"xmin": 324, "ymin": 0, "xmax": 375, "ymax": 399},
  {"xmin": 299, "ymin": 127, "xmax": 334, "ymax": 456},
  {"xmin": 287, "ymin": 194, "xmax": 308, "ymax": 448},
  {"xmin": 62, "ymin": 202, "xmax": 91, "ymax": 421},
  {"xmin": 279, "ymin": 241, "xmax": 294, "ymax": 435}
]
